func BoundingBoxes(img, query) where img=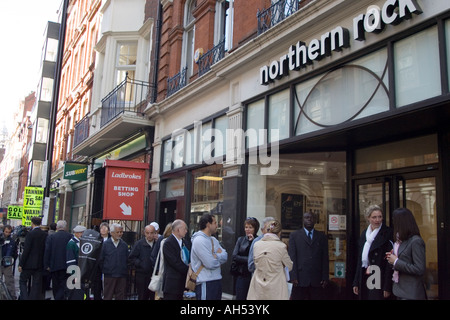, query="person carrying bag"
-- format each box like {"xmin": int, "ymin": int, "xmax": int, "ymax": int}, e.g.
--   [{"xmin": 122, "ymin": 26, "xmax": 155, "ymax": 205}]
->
[{"xmin": 149, "ymin": 238, "xmax": 166, "ymax": 298}]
